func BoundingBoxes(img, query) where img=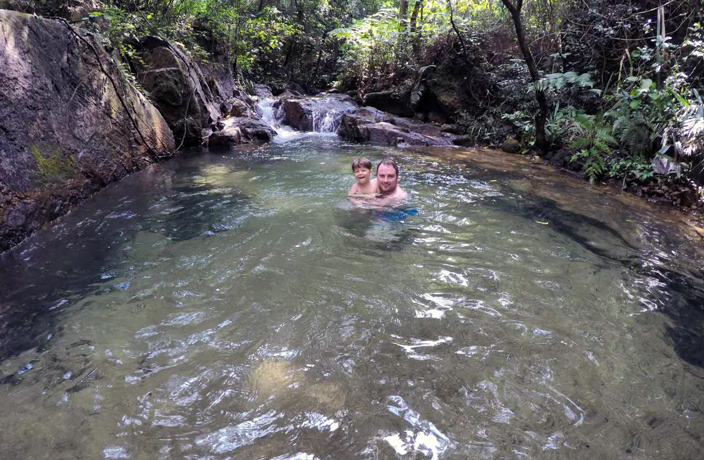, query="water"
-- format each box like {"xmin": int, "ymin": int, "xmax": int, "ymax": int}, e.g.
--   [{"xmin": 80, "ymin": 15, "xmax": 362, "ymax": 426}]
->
[
  {"xmin": 1, "ymin": 137, "xmax": 703, "ymax": 459},
  {"xmin": 259, "ymin": 95, "xmax": 355, "ymax": 141}
]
